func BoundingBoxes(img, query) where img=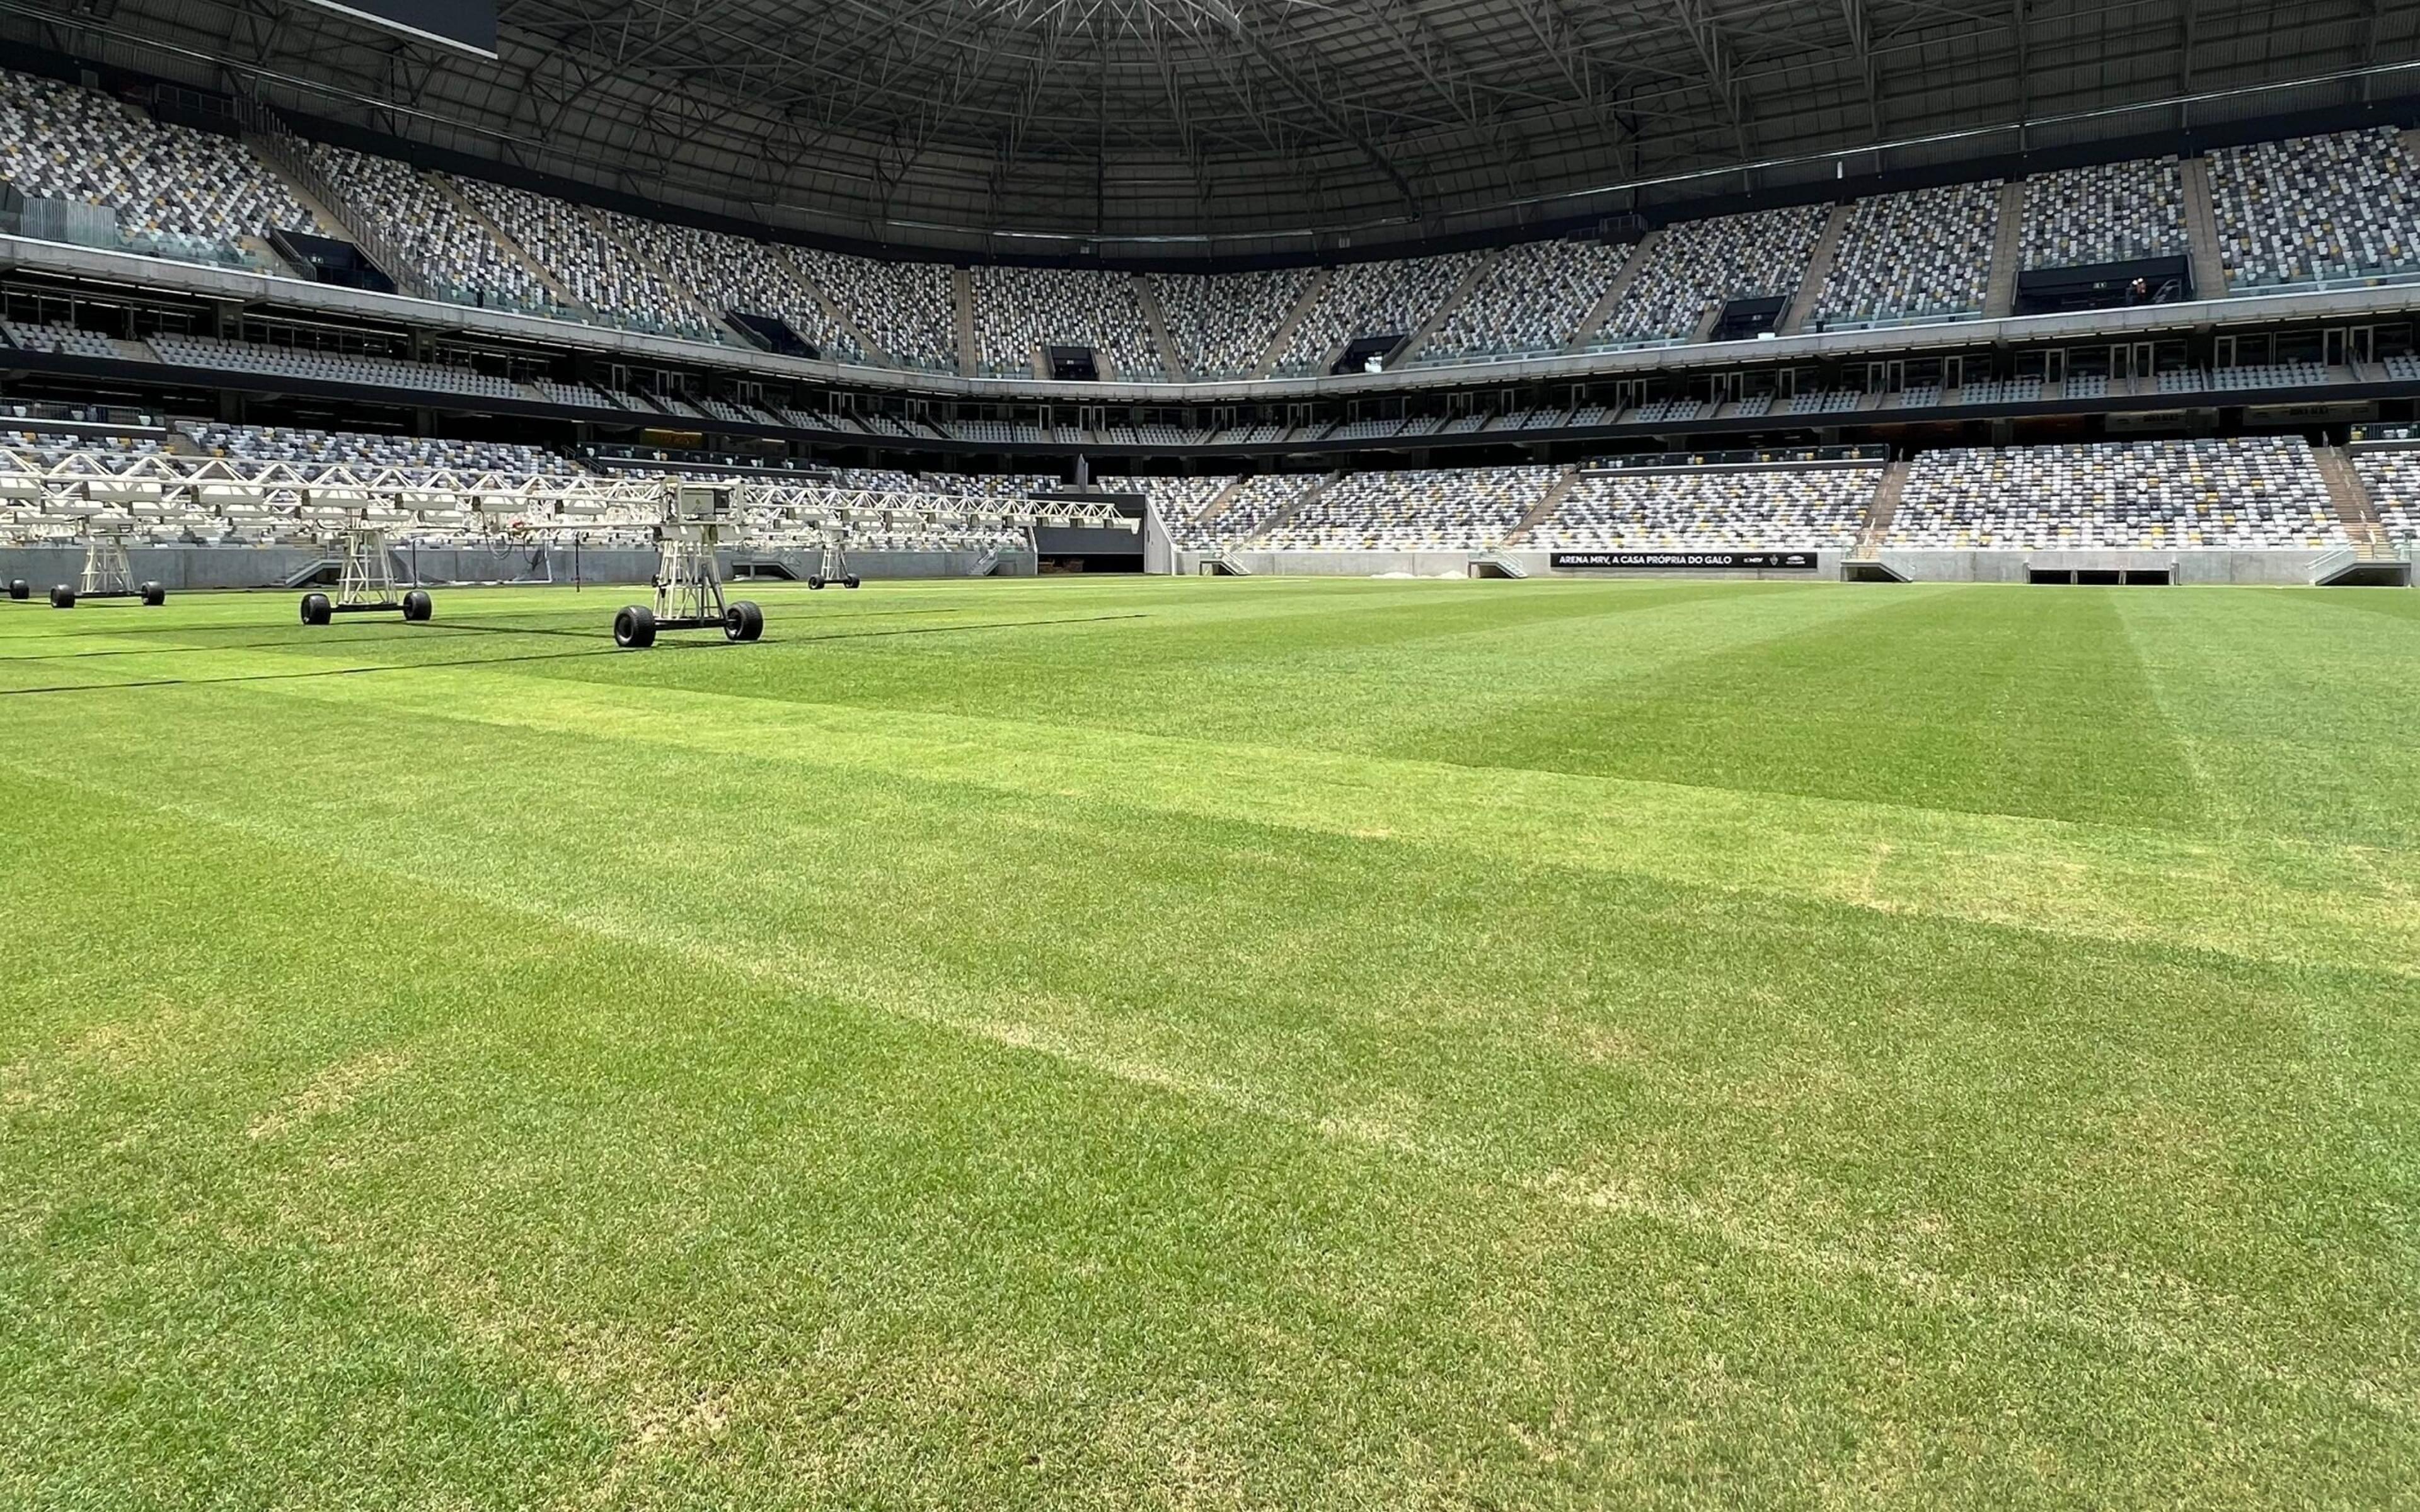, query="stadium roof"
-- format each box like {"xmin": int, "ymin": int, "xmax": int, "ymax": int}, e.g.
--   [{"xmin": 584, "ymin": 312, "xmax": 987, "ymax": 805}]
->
[{"xmin": 6, "ymin": 0, "xmax": 2417, "ymax": 253}]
